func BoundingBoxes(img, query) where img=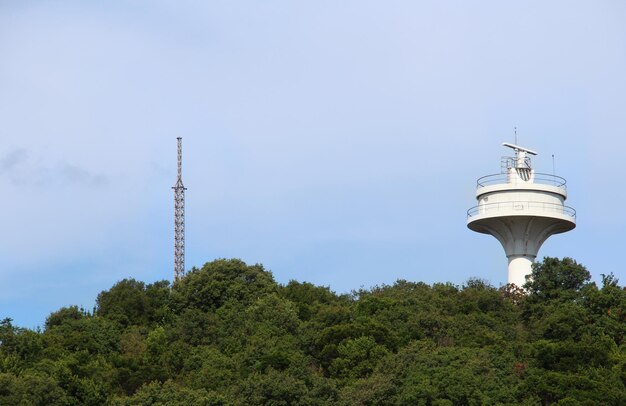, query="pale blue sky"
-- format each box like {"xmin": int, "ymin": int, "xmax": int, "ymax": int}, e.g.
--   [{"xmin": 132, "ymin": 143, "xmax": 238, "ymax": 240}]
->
[{"xmin": 1, "ymin": 1, "xmax": 625, "ymax": 328}]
